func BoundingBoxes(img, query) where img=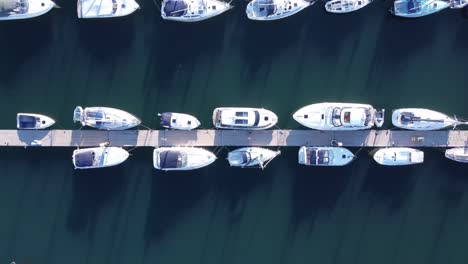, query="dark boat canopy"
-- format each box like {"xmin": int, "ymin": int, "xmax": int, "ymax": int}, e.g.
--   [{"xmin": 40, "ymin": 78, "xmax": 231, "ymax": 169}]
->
[
  {"xmin": 159, "ymin": 150, "xmax": 187, "ymax": 169},
  {"xmin": 75, "ymin": 151, "xmax": 95, "ymax": 167},
  {"xmin": 18, "ymin": 115, "xmax": 37, "ymax": 129},
  {"xmin": 163, "ymin": 0, "xmax": 188, "ymax": 17},
  {"xmin": 160, "ymin": 112, "xmax": 173, "ymax": 128},
  {"xmin": 309, "ymin": 149, "xmax": 330, "ymax": 165}
]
